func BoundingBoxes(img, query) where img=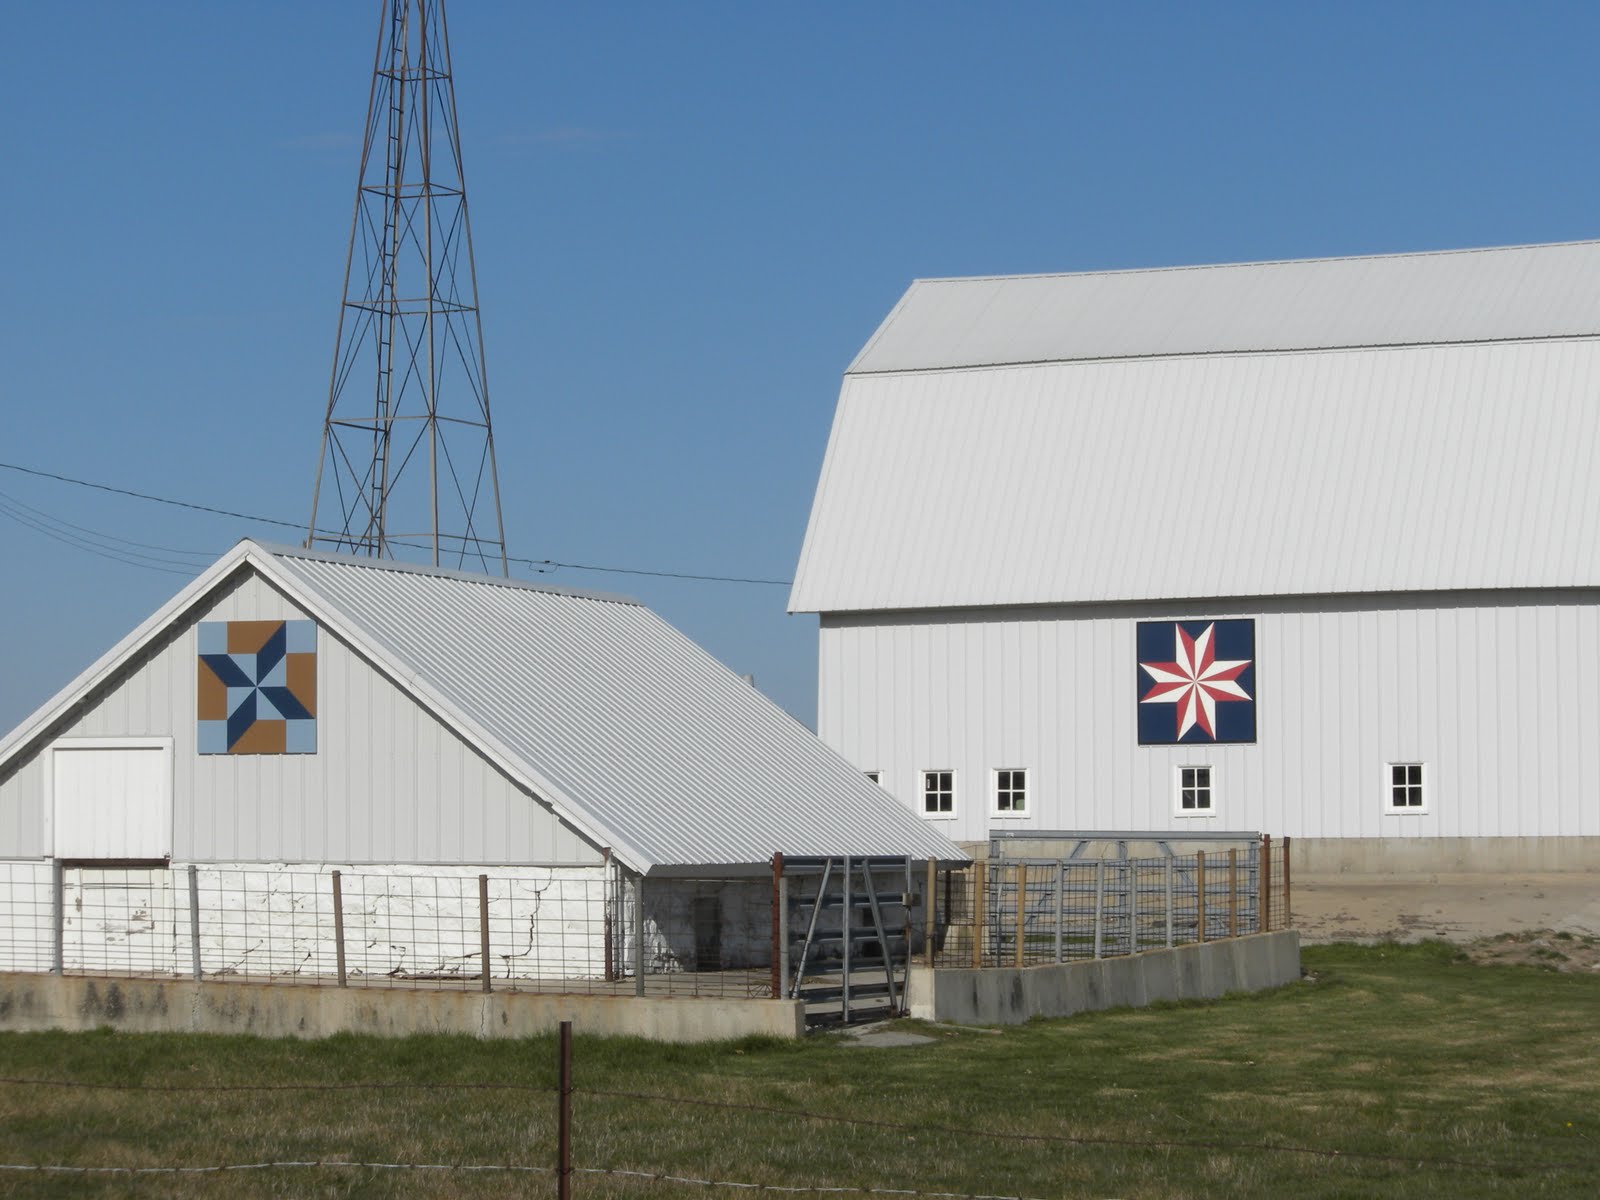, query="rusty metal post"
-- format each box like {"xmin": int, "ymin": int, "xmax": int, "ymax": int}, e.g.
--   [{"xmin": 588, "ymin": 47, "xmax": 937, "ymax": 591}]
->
[
  {"xmin": 1283, "ymin": 835, "xmax": 1292, "ymax": 928},
  {"xmin": 971, "ymin": 861, "xmax": 987, "ymax": 968},
  {"xmin": 1260, "ymin": 834, "xmax": 1273, "ymax": 933},
  {"xmin": 1196, "ymin": 851, "xmax": 1207, "ymax": 944},
  {"xmin": 478, "ymin": 874, "xmax": 492, "ymax": 994},
  {"xmin": 924, "ymin": 858, "xmax": 937, "ymax": 969},
  {"xmin": 331, "ymin": 870, "xmax": 347, "ymax": 987},
  {"xmin": 1013, "ymin": 864, "xmax": 1027, "ymax": 968},
  {"xmin": 769, "ymin": 853, "xmax": 784, "ymax": 999},
  {"xmin": 557, "ymin": 1020, "xmax": 573, "ymax": 1200}
]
